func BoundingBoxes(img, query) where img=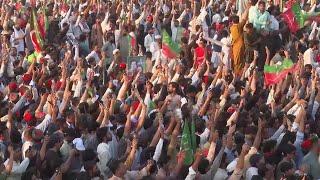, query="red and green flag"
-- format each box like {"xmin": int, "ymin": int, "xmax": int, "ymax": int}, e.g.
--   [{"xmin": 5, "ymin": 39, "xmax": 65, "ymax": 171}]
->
[
  {"xmin": 30, "ymin": 31, "xmax": 42, "ymax": 53},
  {"xmin": 162, "ymin": 30, "xmax": 181, "ymax": 59},
  {"xmin": 38, "ymin": 8, "xmax": 49, "ymax": 38},
  {"xmin": 281, "ymin": 3, "xmax": 310, "ymax": 33},
  {"xmin": 264, "ymin": 59, "xmax": 298, "ymax": 86},
  {"xmin": 30, "ymin": 9, "xmax": 44, "ymax": 52}
]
